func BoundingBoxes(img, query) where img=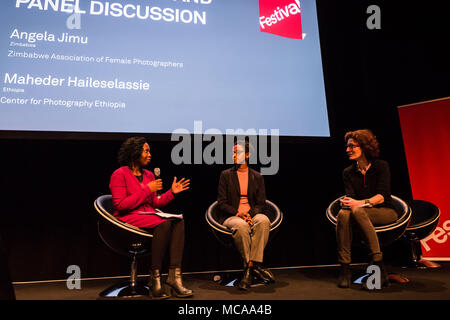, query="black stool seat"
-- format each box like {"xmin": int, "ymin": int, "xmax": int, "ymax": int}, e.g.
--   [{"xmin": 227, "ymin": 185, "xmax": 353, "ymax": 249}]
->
[
  {"xmin": 95, "ymin": 195, "xmax": 153, "ymax": 255},
  {"xmin": 94, "ymin": 195, "xmax": 153, "ymax": 298},
  {"xmin": 326, "ymin": 195, "xmax": 411, "ymax": 246},
  {"xmin": 402, "ymin": 200, "xmax": 441, "ymax": 269},
  {"xmin": 406, "ymin": 200, "xmax": 440, "ymax": 238},
  {"xmin": 206, "ymin": 200, "xmax": 283, "ymax": 248},
  {"xmin": 206, "ymin": 200, "xmax": 283, "ymax": 236}
]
